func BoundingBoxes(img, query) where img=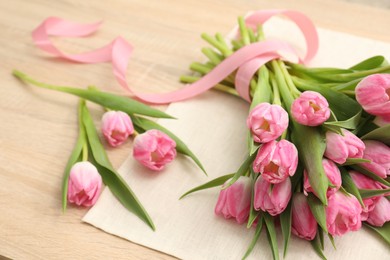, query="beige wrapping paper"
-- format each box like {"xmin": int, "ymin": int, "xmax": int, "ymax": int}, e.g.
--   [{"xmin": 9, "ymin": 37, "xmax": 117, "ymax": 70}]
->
[{"xmin": 83, "ymin": 18, "xmax": 390, "ymax": 259}]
